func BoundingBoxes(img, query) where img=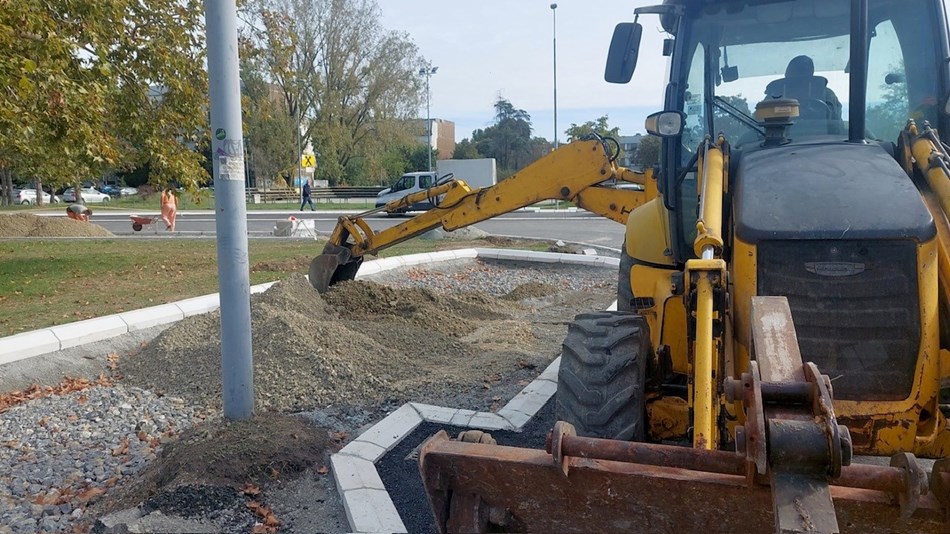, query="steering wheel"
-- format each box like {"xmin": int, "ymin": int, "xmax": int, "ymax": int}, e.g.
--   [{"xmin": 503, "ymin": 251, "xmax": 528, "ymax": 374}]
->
[{"xmin": 797, "ymin": 98, "xmax": 835, "ymax": 120}]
